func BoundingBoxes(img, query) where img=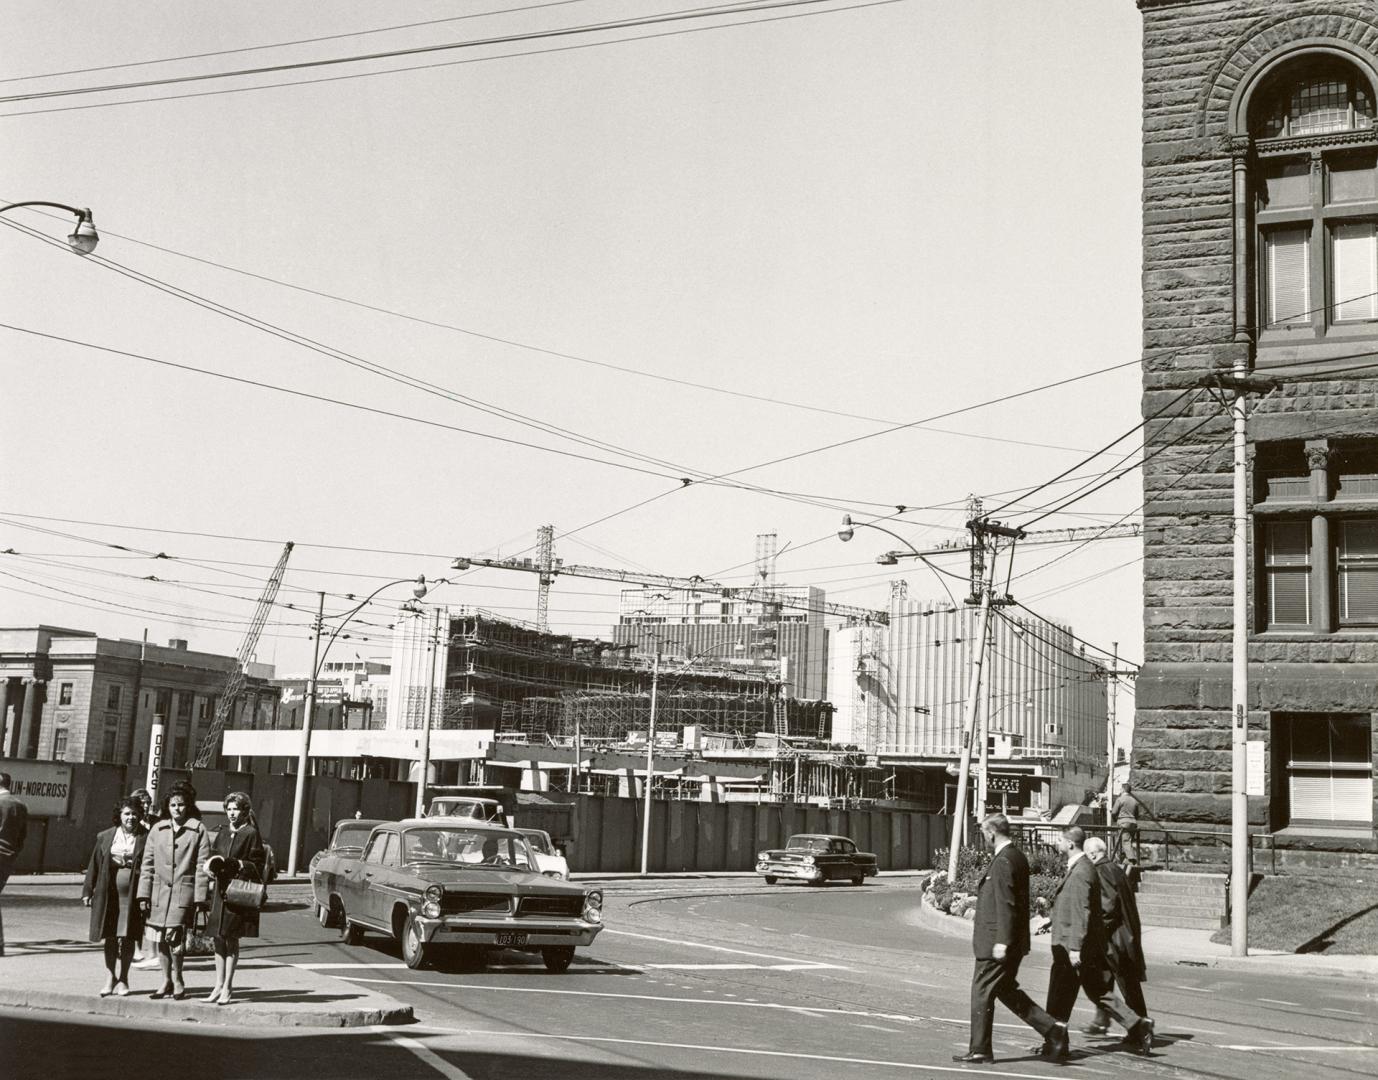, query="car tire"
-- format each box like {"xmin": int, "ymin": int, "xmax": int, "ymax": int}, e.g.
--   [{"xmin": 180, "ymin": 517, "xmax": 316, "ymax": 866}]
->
[
  {"xmin": 542, "ymin": 946, "xmax": 575, "ymax": 973},
  {"xmin": 317, "ymin": 901, "xmax": 335, "ymax": 929},
  {"xmin": 341, "ymin": 909, "xmax": 365, "ymax": 946},
  {"xmin": 763, "ymin": 875, "xmax": 777, "ymax": 885},
  {"xmin": 400, "ymin": 913, "xmax": 430, "ymax": 970},
  {"xmin": 851, "ymin": 876, "xmax": 864, "ymax": 886},
  {"xmin": 806, "ymin": 878, "xmax": 825, "ymax": 887}
]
